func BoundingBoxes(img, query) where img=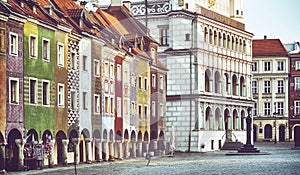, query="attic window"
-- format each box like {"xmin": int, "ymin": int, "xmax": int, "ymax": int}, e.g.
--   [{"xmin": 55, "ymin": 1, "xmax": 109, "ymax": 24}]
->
[
  {"xmin": 49, "ymin": 8, "xmax": 53, "ymax": 15},
  {"xmin": 21, "ymin": 2, "xmax": 24, "ymax": 8},
  {"xmin": 33, "ymin": 6, "xmax": 37, "ymax": 14}
]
